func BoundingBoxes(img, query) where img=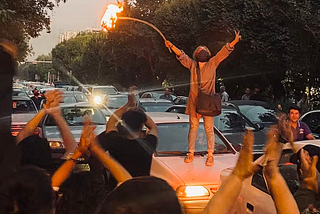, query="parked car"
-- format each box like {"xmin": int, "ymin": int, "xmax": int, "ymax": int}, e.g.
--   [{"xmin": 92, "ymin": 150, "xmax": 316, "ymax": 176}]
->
[
  {"xmin": 11, "ymin": 96, "xmax": 38, "ymax": 137},
  {"xmin": 40, "ymin": 103, "xmax": 106, "ymax": 159},
  {"xmin": 139, "ymin": 98, "xmax": 174, "ymax": 112},
  {"xmin": 148, "ymin": 112, "xmax": 239, "ymax": 214},
  {"xmin": 225, "ymin": 100, "xmax": 279, "ymax": 130},
  {"xmin": 12, "ymin": 88, "xmax": 29, "ymax": 97},
  {"xmin": 220, "ymin": 140, "xmax": 320, "ymax": 214},
  {"xmin": 166, "ymin": 105, "xmax": 266, "ymax": 152},
  {"xmin": 174, "ymin": 96, "xmax": 189, "ymax": 105},
  {"xmin": 300, "ymin": 110, "xmax": 320, "ymax": 138},
  {"xmin": 141, "ymin": 91, "xmax": 177, "ymax": 100}
]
